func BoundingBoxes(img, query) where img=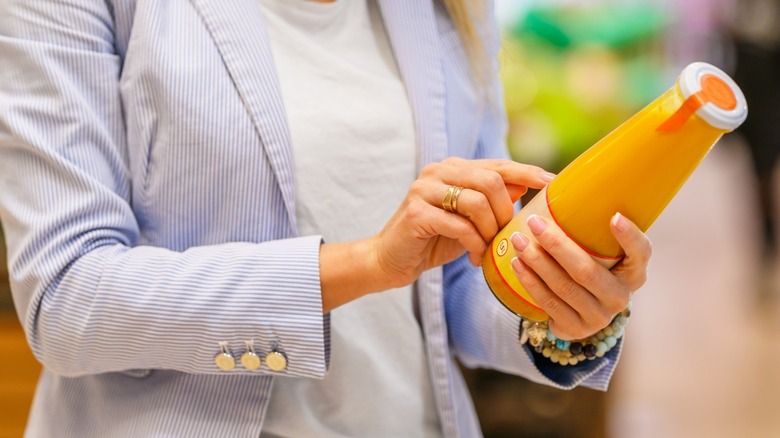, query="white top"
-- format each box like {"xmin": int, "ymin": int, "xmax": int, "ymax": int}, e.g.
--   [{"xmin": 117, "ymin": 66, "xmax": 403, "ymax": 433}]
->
[{"xmin": 257, "ymin": 0, "xmax": 442, "ymax": 436}]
